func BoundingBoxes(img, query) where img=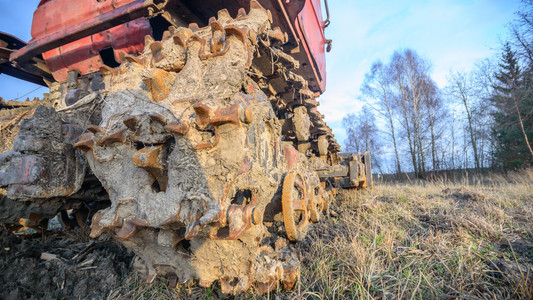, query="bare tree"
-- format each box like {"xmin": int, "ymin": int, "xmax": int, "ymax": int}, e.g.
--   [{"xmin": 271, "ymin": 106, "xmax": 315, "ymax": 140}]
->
[
  {"xmin": 361, "ymin": 61, "xmax": 402, "ymax": 174},
  {"xmin": 389, "ymin": 49, "xmax": 433, "ymax": 177},
  {"xmin": 447, "ymin": 71, "xmax": 481, "ymax": 171},
  {"xmin": 422, "ymin": 78, "xmax": 446, "ymax": 171},
  {"xmin": 510, "ymin": 0, "xmax": 533, "ymax": 65},
  {"xmin": 342, "ymin": 105, "xmax": 383, "ymax": 173},
  {"xmin": 474, "ymin": 59, "xmax": 498, "ymax": 168}
]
